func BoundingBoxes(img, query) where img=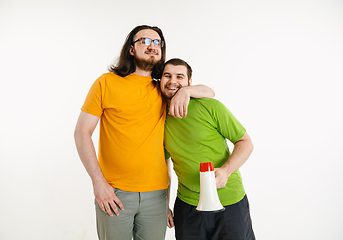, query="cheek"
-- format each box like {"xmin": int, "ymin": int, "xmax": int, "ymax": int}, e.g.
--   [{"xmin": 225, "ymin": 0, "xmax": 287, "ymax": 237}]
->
[
  {"xmin": 134, "ymin": 45, "xmax": 146, "ymax": 55},
  {"xmin": 156, "ymin": 48, "xmax": 162, "ymax": 55}
]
